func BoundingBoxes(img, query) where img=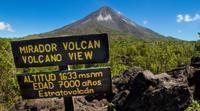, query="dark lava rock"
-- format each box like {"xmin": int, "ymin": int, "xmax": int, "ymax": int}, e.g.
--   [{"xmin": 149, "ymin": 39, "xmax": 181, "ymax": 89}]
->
[
  {"xmin": 112, "ymin": 69, "xmax": 192, "ymax": 111},
  {"xmin": 110, "ymin": 56, "xmax": 200, "ymax": 111},
  {"xmin": 13, "ymin": 57, "xmax": 200, "ymax": 111},
  {"xmin": 191, "ymin": 56, "xmax": 200, "ymax": 68},
  {"xmin": 188, "ymin": 70, "xmax": 200, "ymax": 100}
]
